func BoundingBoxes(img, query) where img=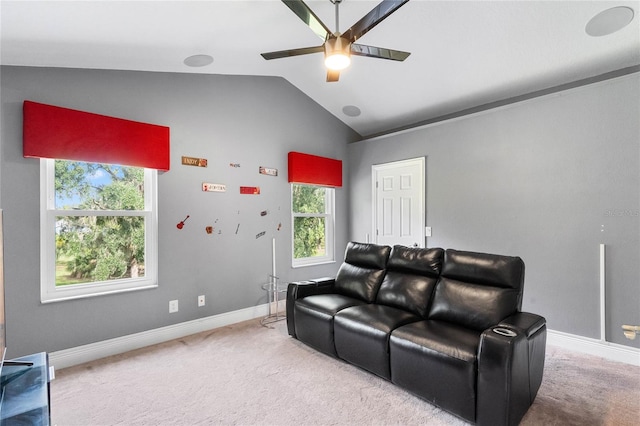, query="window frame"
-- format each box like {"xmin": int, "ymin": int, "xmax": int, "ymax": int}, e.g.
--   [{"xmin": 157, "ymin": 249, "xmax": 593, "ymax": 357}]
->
[
  {"xmin": 40, "ymin": 159, "xmax": 158, "ymax": 303},
  {"xmin": 291, "ymin": 183, "xmax": 335, "ymax": 268}
]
